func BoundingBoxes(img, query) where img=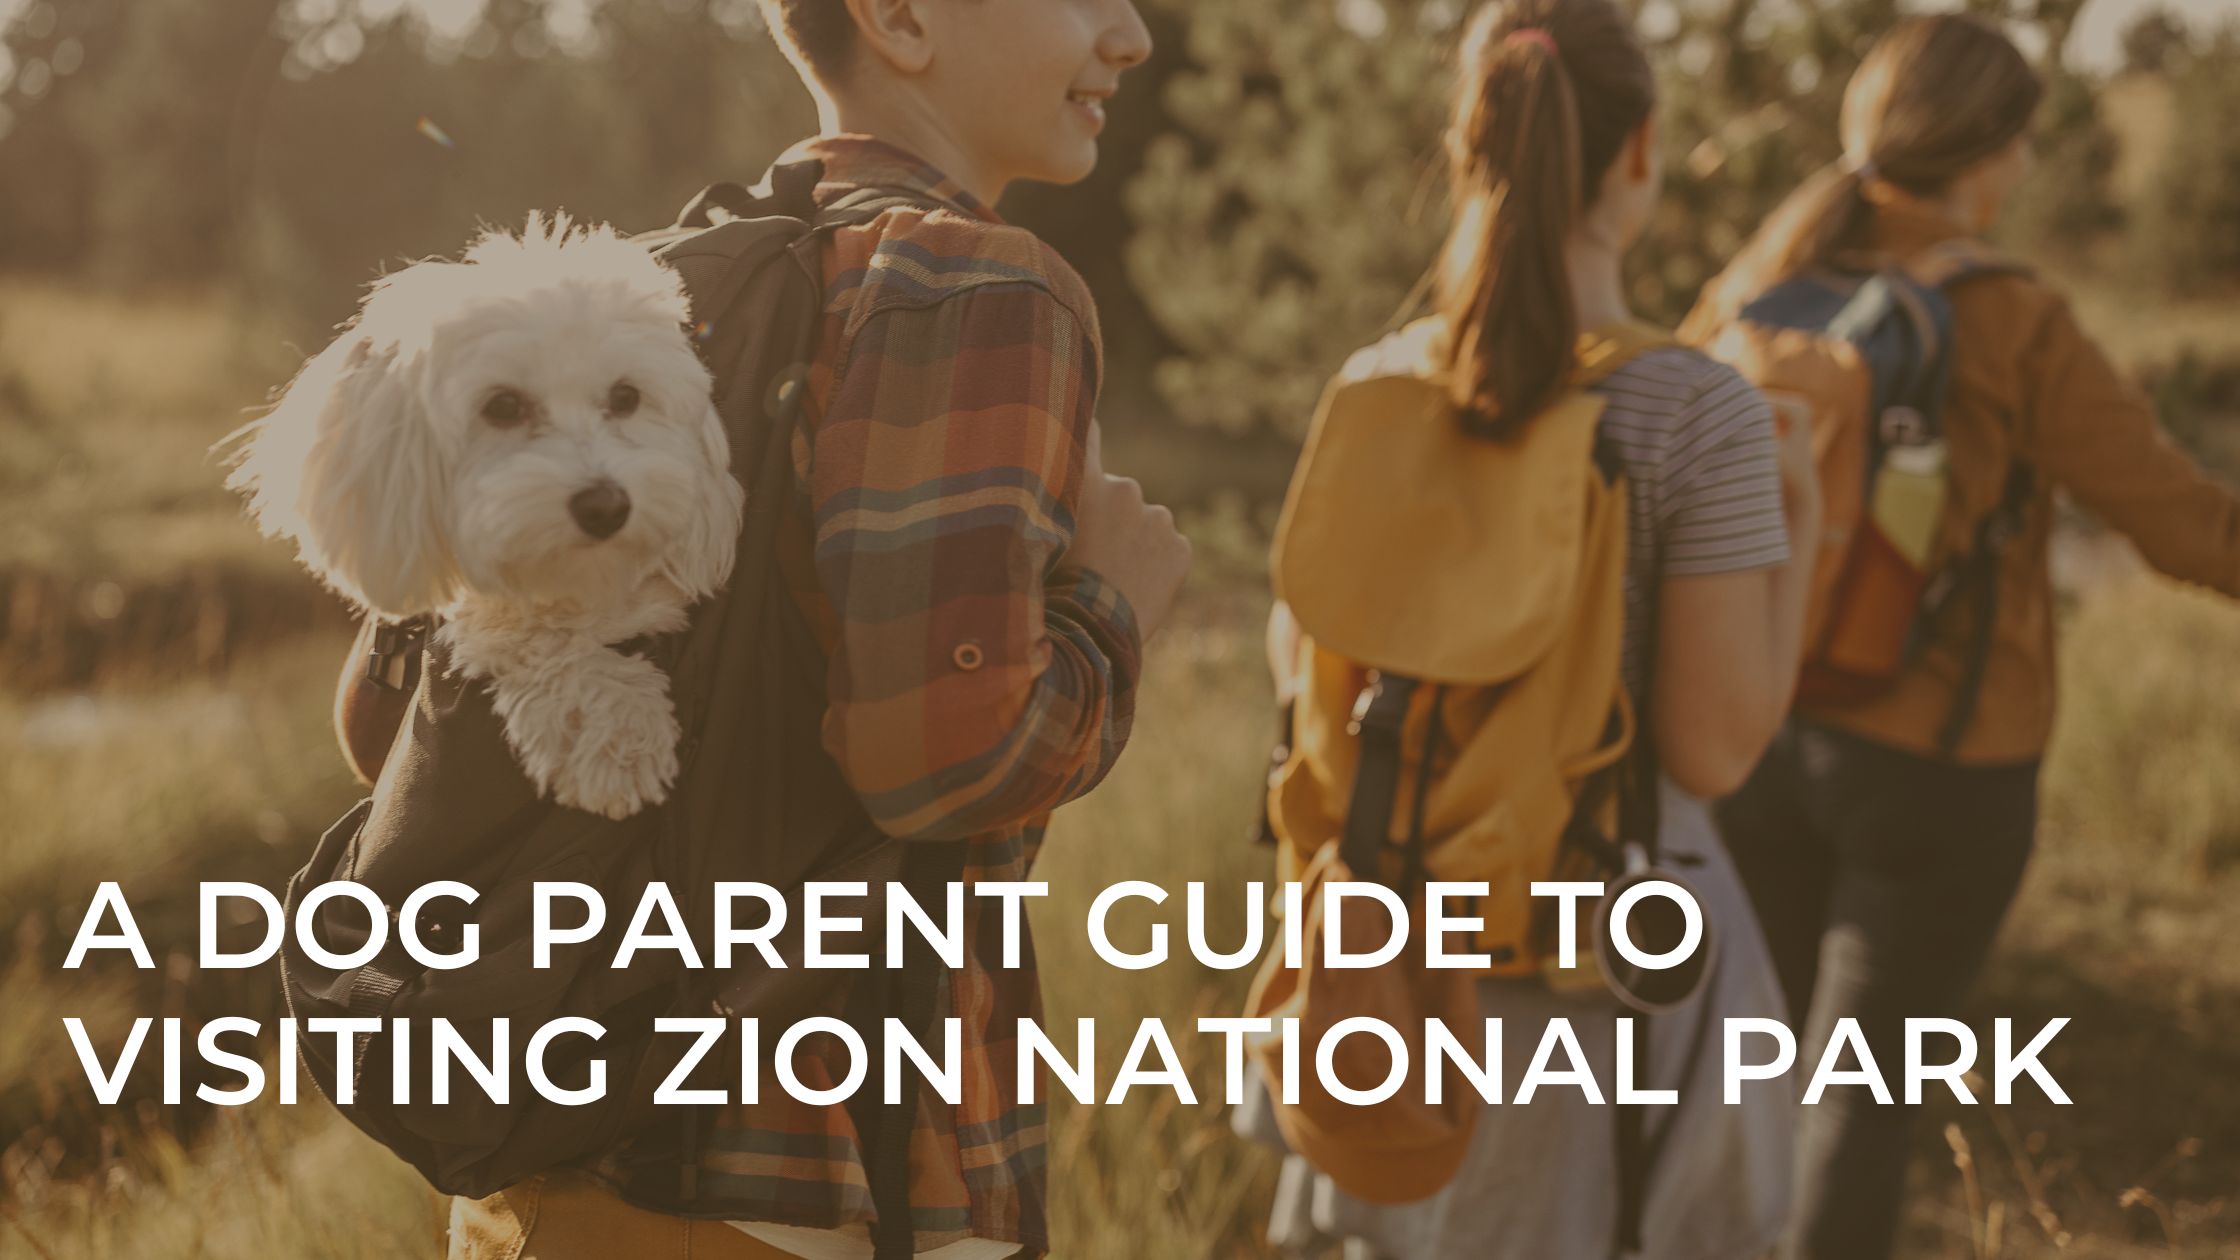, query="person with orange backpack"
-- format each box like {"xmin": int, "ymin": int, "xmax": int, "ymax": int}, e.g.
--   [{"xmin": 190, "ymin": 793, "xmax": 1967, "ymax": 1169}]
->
[
  {"xmin": 1236, "ymin": 1, "xmax": 1822, "ymax": 1255},
  {"xmin": 1683, "ymin": 16, "xmax": 2240, "ymax": 1260}
]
